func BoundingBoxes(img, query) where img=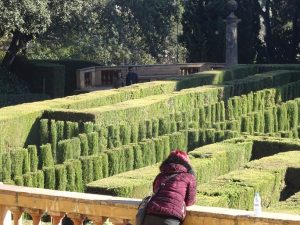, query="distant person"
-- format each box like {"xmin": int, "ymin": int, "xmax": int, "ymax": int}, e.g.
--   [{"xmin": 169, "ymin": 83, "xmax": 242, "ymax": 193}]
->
[
  {"xmin": 126, "ymin": 66, "xmax": 139, "ymax": 86},
  {"xmin": 113, "ymin": 71, "xmax": 125, "ymax": 88},
  {"xmin": 143, "ymin": 150, "xmax": 197, "ymax": 225}
]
